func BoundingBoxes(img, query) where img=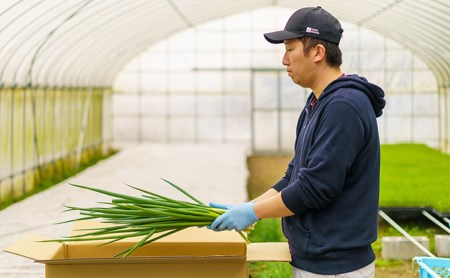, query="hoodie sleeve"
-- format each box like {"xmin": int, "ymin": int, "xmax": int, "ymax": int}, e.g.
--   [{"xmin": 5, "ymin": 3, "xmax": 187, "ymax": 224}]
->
[{"xmin": 280, "ymin": 101, "xmax": 365, "ymax": 214}]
